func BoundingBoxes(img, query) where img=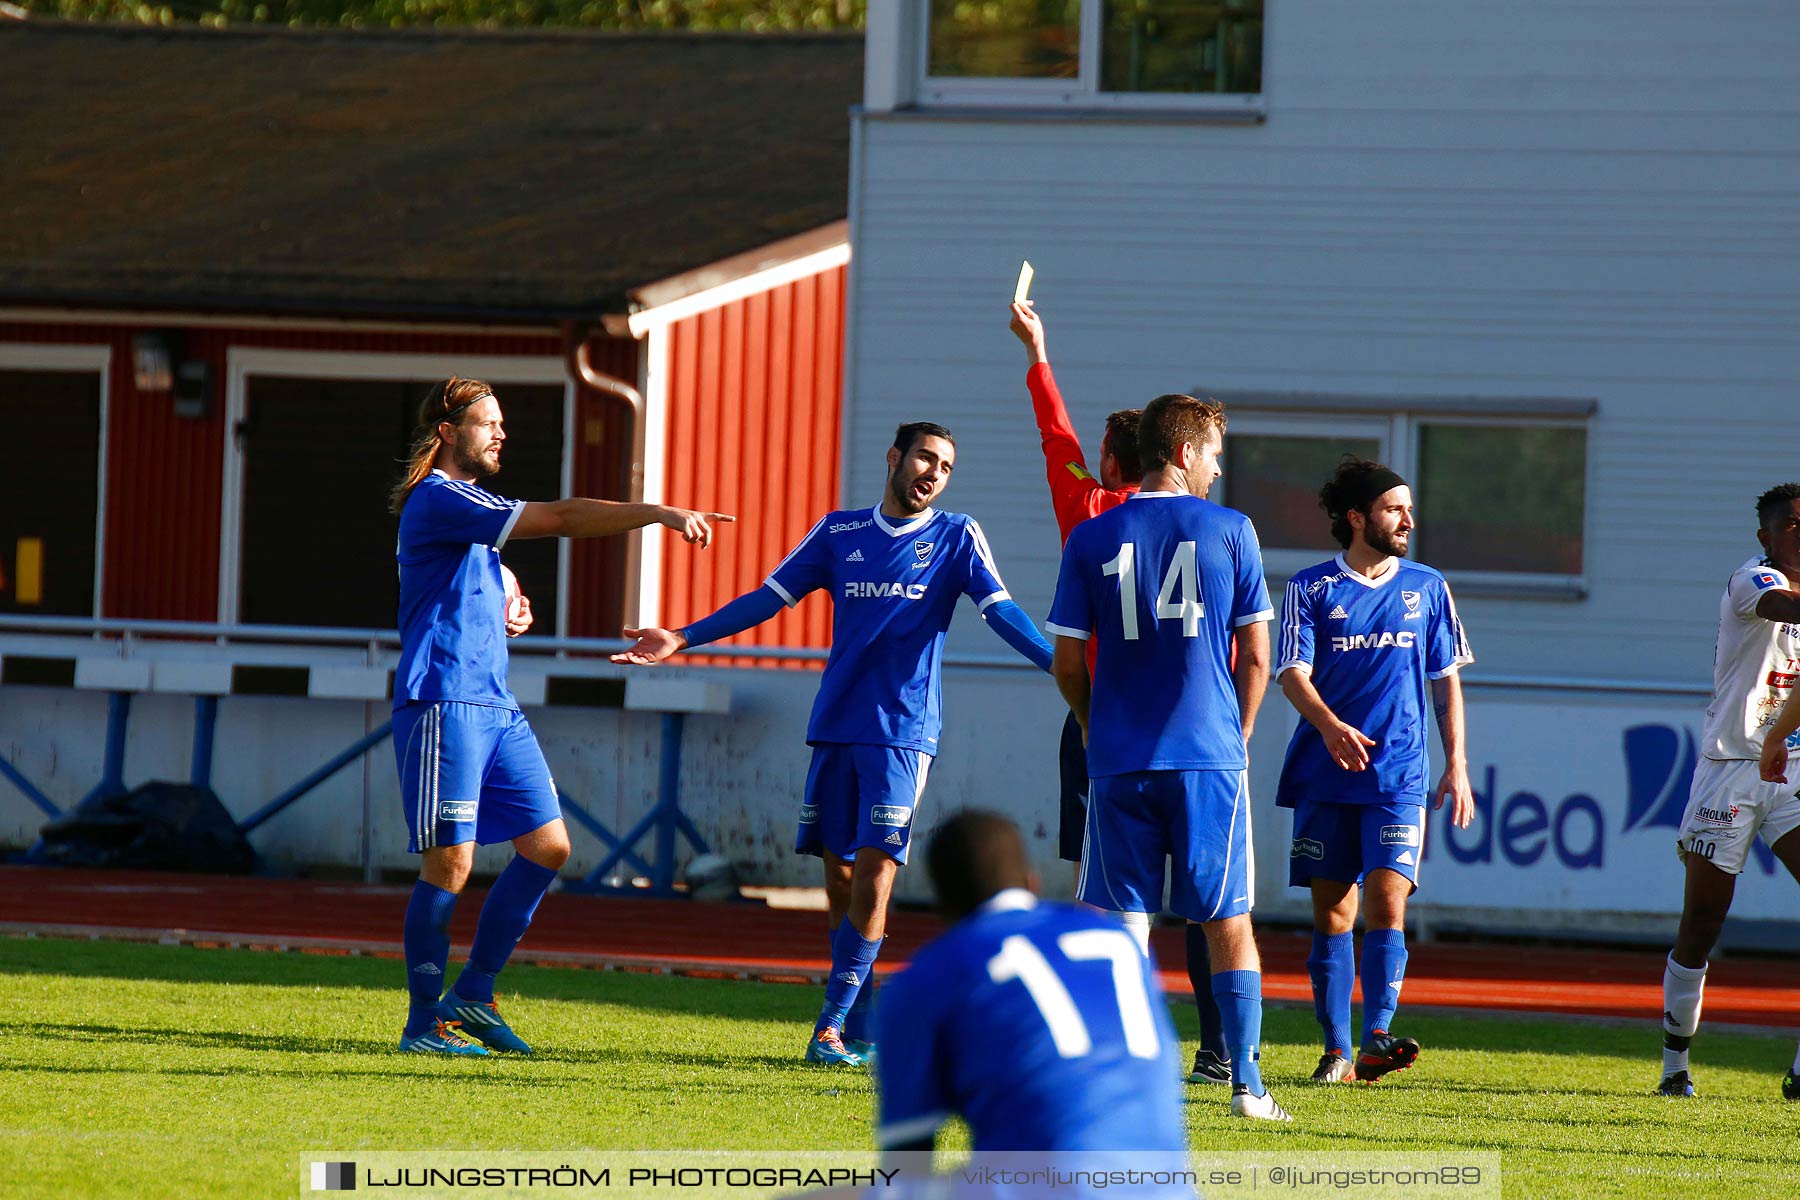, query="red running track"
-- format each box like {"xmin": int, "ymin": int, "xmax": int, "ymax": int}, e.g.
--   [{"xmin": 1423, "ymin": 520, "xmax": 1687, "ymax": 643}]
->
[{"xmin": 2, "ymin": 866, "xmax": 1796, "ymax": 1030}]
